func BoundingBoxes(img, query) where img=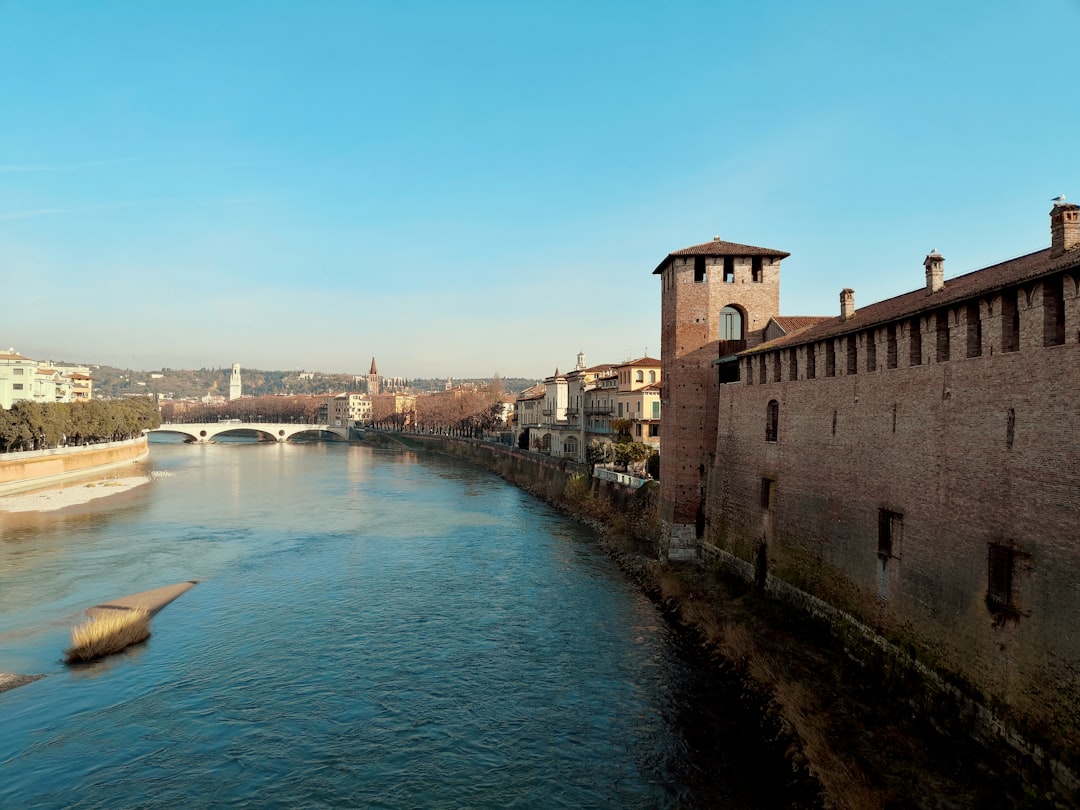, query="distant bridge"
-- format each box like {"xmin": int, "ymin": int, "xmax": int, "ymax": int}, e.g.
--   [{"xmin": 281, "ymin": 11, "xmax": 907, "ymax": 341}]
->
[{"xmin": 150, "ymin": 422, "xmax": 353, "ymax": 444}]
